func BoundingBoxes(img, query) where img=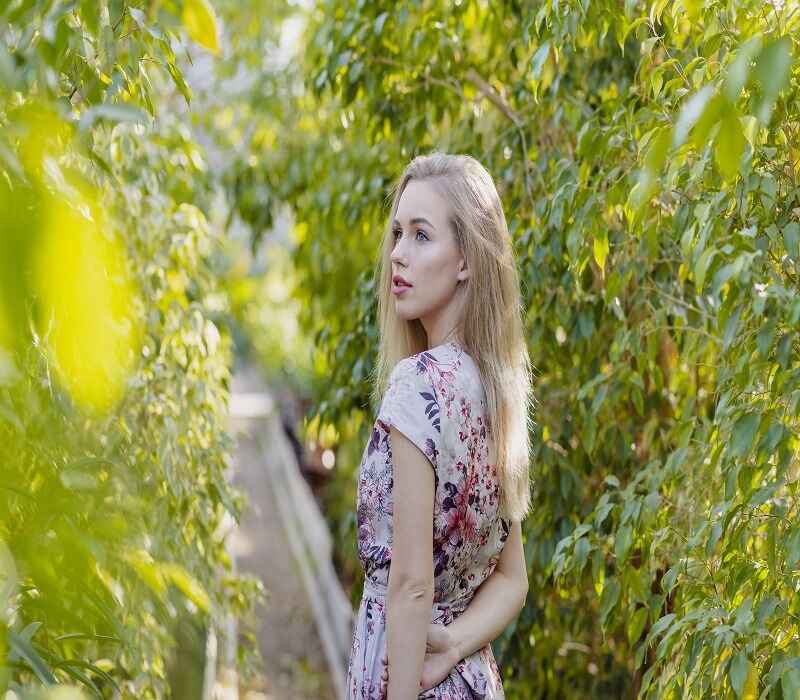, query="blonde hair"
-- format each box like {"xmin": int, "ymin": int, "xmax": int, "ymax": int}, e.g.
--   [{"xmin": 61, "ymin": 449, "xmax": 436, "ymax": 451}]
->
[{"xmin": 370, "ymin": 152, "xmax": 534, "ymax": 523}]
